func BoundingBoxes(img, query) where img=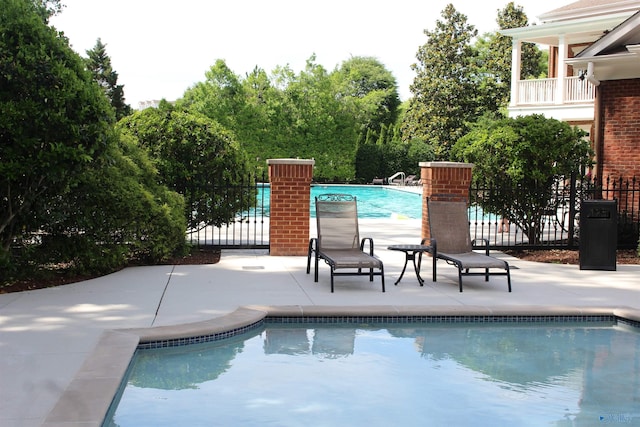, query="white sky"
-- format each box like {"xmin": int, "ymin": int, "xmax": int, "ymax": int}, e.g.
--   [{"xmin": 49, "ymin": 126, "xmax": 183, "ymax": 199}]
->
[{"xmin": 50, "ymin": 0, "xmax": 555, "ymax": 107}]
